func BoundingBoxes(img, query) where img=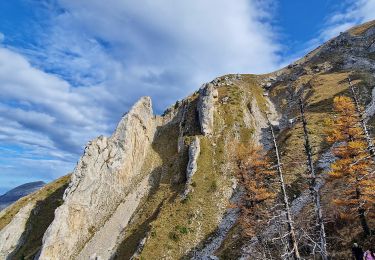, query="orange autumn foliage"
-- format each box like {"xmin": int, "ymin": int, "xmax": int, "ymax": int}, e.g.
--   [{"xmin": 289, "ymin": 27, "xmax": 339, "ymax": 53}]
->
[
  {"xmin": 235, "ymin": 142, "xmax": 276, "ymax": 237},
  {"xmin": 326, "ymin": 96, "xmax": 375, "ymax": 233}
]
